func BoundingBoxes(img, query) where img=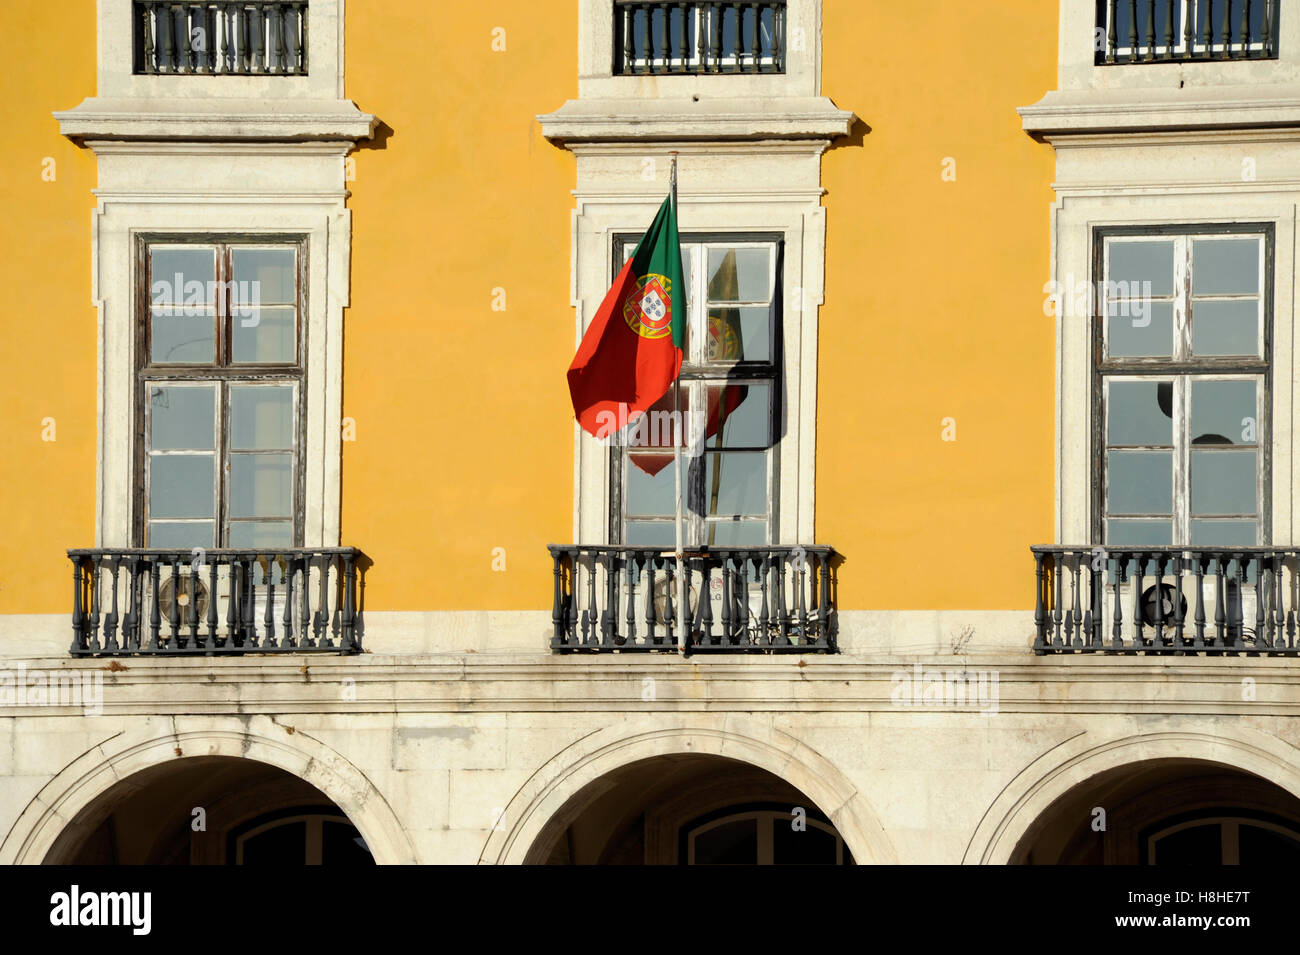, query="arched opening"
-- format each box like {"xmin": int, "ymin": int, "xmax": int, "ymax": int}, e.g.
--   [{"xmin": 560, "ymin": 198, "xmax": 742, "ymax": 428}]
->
[
  {"xmin": 45, "ymin": 756, "xmax": 375, "ymax": 865},
  {"xmin": 1012, "ymin": 758, "xmax": 1300, "ymax": 865},
  {"xmin": 526, "ymin": 754, "xmax": 854, "ymax": 865}
]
